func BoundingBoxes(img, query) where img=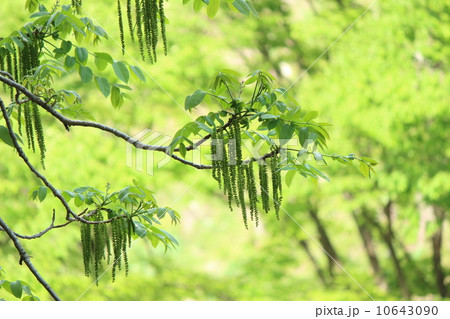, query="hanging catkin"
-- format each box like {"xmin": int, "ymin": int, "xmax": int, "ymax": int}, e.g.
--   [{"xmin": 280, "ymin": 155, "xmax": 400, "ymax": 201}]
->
[
  {"xmin": 217, "ymin": 129, "xmax": 233, "ymax": 210},
  {"xmin": 117, "ymin": 0, "xmax": 126, "ymax": 53},
  {"xmin": 210, "ymin": 131, "xmax": 221, "ymax": 187},
  {"xmin": 80, "ymin": 222, "xmax": 91, "ymax": 277},
  {"xmin": 258, "ymin": 160, "xmax": 270, "ymax": 214},
  {"xmin": 23, "ymin": 103, "xmax": 35, "ymax": 151},
  {"xmin": 135, "ymin": 0, "xmax": 145, "ymax": 59},
  {"xmin": 126, "ymin": 0, "xmax": 134, "ymax": 43},
  {"xmin": 270, "ymin": 153, "xmax": 282, "ymax": 220},
  {"xmin": 15, "ymin": 41, "xmax": 47, "ymax": 168},
  {"xmin": 5, "ymin": 50, "xmax": 13, "ymax": 100},
  {"xmin": 158, "ymin": 0, "xmax": 167, "ymax": 55},
  {"xmin": 227, "ymin": 126, "xmax": 239, "ymax": 207},
  {"xmin": 245, "ymin": 161, "xmax": 259, "ymax": 226},
  {"xmin": 12, "ymin": 46, "xmax": 19, "ymax": 83},
  {"xmin": 79, "ymin": 211, "xmax": 131, "ymax": 283},
  {"xmin": 32, "ymin": 103, "xmax": 46, "ymax": 168},
  {"xmin": 233, "ymin": 119, "xmax": 248, "ymax": 228}
]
